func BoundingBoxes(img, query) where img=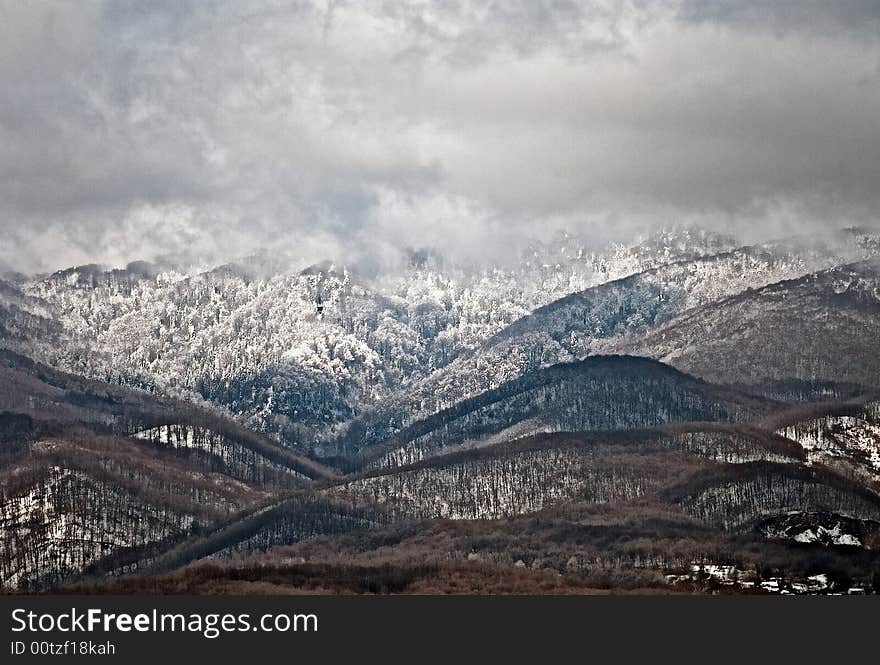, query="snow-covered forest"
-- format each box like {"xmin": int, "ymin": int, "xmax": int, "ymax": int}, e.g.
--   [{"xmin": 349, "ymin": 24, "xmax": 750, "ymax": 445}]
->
[{"xmin": 3, "ymin": 226, "xmax": 880, "ymax": 593}]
